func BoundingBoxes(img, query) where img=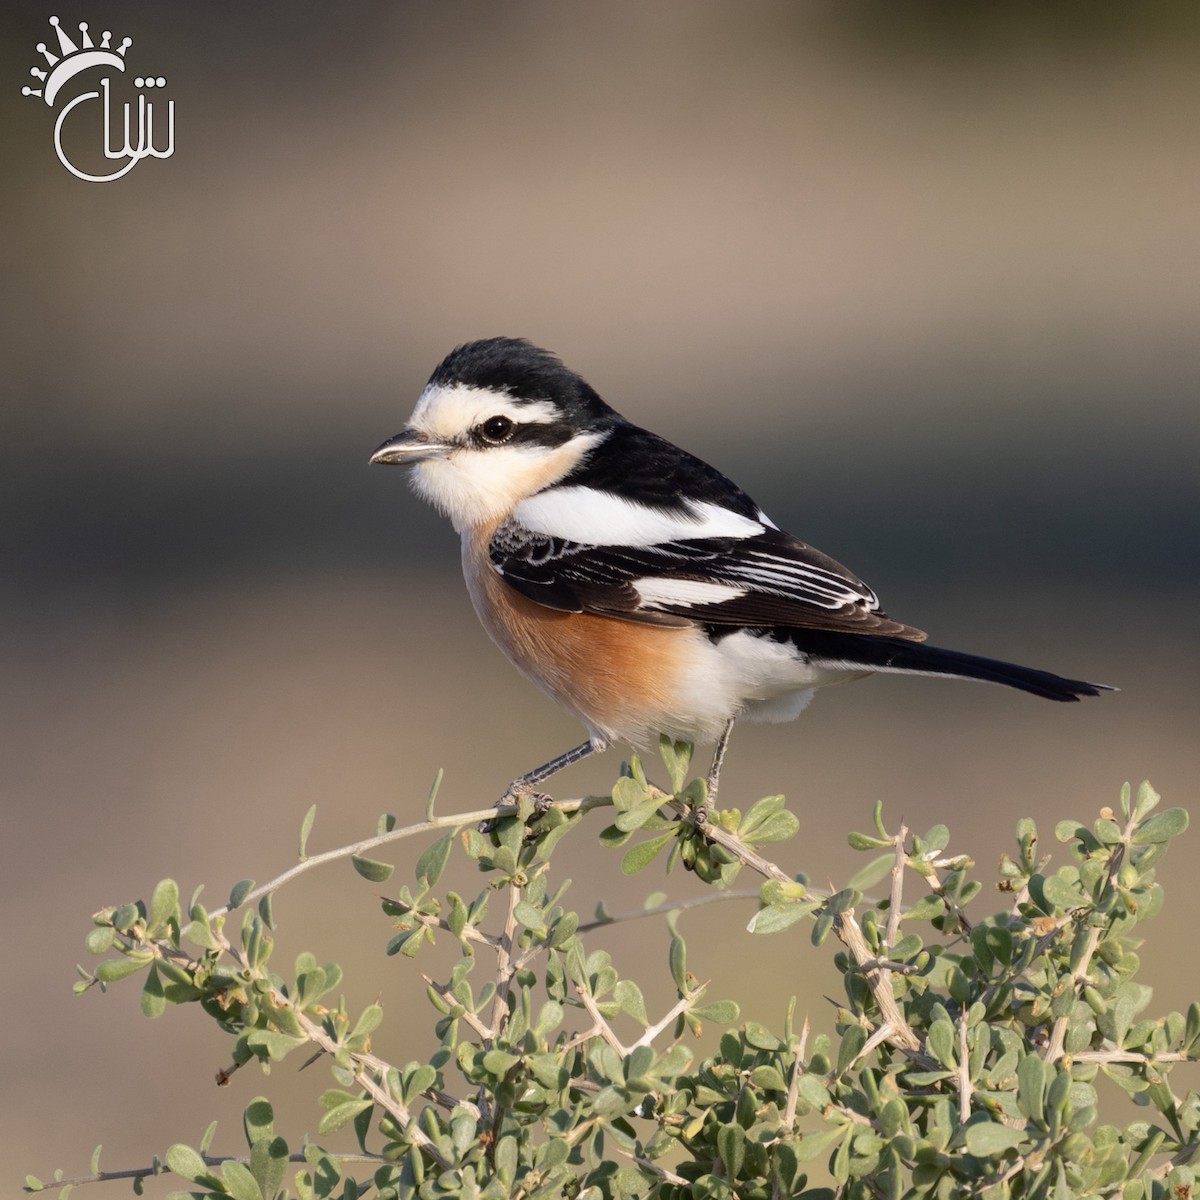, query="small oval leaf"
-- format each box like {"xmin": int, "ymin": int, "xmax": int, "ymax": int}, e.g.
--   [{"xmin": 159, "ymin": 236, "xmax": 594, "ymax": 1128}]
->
[{"xmin": 351, "ymin": 855, "xmax": 394, "ymax": 883}]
